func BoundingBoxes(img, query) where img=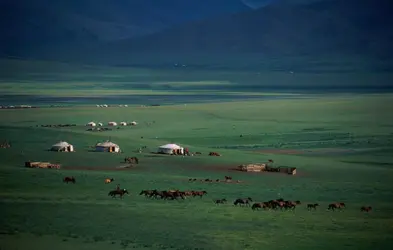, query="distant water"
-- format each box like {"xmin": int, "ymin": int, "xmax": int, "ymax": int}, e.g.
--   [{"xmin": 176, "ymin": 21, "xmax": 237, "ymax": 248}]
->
[
  {"xmin": 0, "ymin": 85, "xmax": 392, "ymax": 106},
  {"xmin": 0, "ymin": 93, "xmax": 302, "ymax": 106}
]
